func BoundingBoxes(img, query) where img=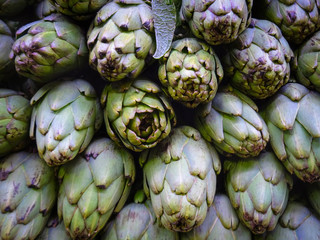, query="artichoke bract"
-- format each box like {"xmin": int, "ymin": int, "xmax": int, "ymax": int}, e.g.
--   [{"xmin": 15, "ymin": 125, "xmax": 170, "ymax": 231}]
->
[
  {"xmin": 58, "ymin": 138, "xmax": 135, "ymax": 239},
  {"xmin": 30, "ymin": 79, "xmax": 102, "ymax": 166},
  {"xmin": 0, "ymin": 0, "xmax": 35, "ymax": 17},
  {"xmin": 36, "ymin": 215, "xmax": 71, "ymax": 240},
  {"xmin": 0, "ymin": 89, "xmax": 32, "ymax": 157},
  {"xmin": 195, "ymin": 85, "xmax": 269, "ymax": 158},
  {"xmin": 258, "ymin": 201, "xmax": 320, "ymax": 239},
  {"xmin": 140, "ymin": 126, "xmax": 221, "ymax": 232},
  {"xmin": 262, "ymin": 83, "xmax": 320, "ymax": 183},
  {"xmin": 35, "ymin": 0, "xmax": 58, "ymax": 19},
  {"xmin": 10, "ymin": 14, "xmax": 88, "ymax": 83},
  {"xmin": 180, "ymin": 193, "xmax": 252, "ymax": 240},
  {"xmin": 306, "ymin": 182, "xmax": 320, "ymax": 216},
  {"xmin": 293, "ymin": 30, "xmax": 320, "ymax": 91},
  {"xmin": 101, "ymin": 78, "xmax": 176, "ymax": 152},
  {"xmin": 49, "ymin": 0, "xmax": 110, "ymax": 21},
  {"xmin": 87, "ymin": 0, "xmax": 155, "ymax": 82},
  {"xmin": 223, "ymin": 18, "xmax": 293, "ymax": 99},
  {"xmin": 158, "ymin": 38, "xmax": 224, "ymax": 108},
  {"xmin": 225, "ymin": 151, "xmax": 293, "ymax": 234},
  {"xmin": 100, "ymin": 200, "xmax": 179, "ymax": 240},
  {"xmin": 180, "ymin": 0, "xmax": 253, "ymax": 45},
  {"xmin": 263, "ymin": 0, "xmax": 320, "ymax": 44},
  {"xmin": 0, "ymin": 20, "xmax": 15, "ymax": 82},
  {"xmin": 0, "ymin": 152, "xmax": 57, "ymax": 240}
]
